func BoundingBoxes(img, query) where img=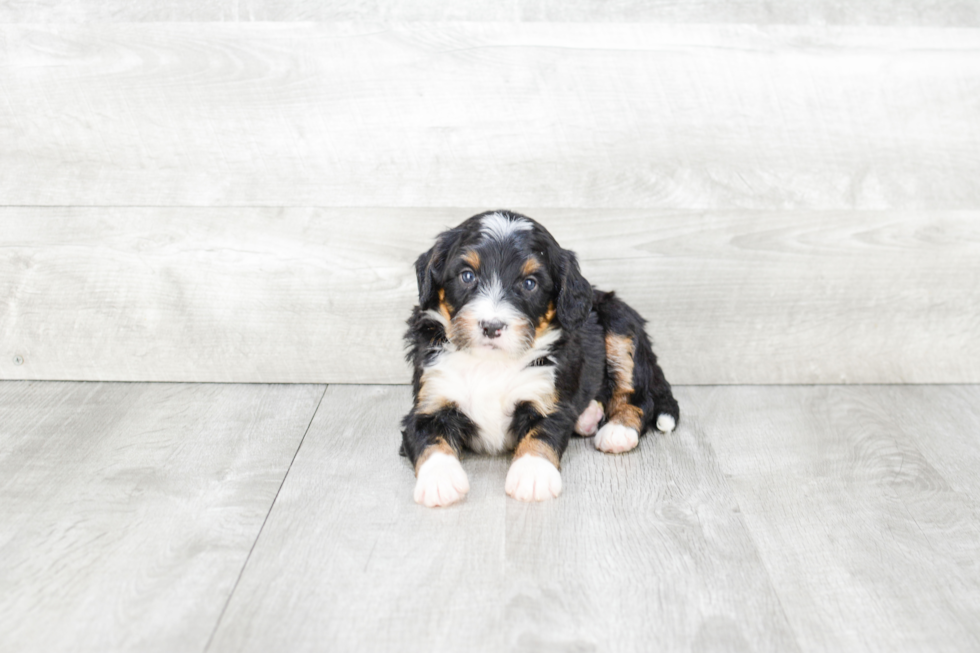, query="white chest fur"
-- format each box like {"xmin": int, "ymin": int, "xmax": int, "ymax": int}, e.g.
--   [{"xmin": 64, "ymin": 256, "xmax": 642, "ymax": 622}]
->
[{"xmin": 420, "ymin": 341, "xmax": 558, "ymax": 454}]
